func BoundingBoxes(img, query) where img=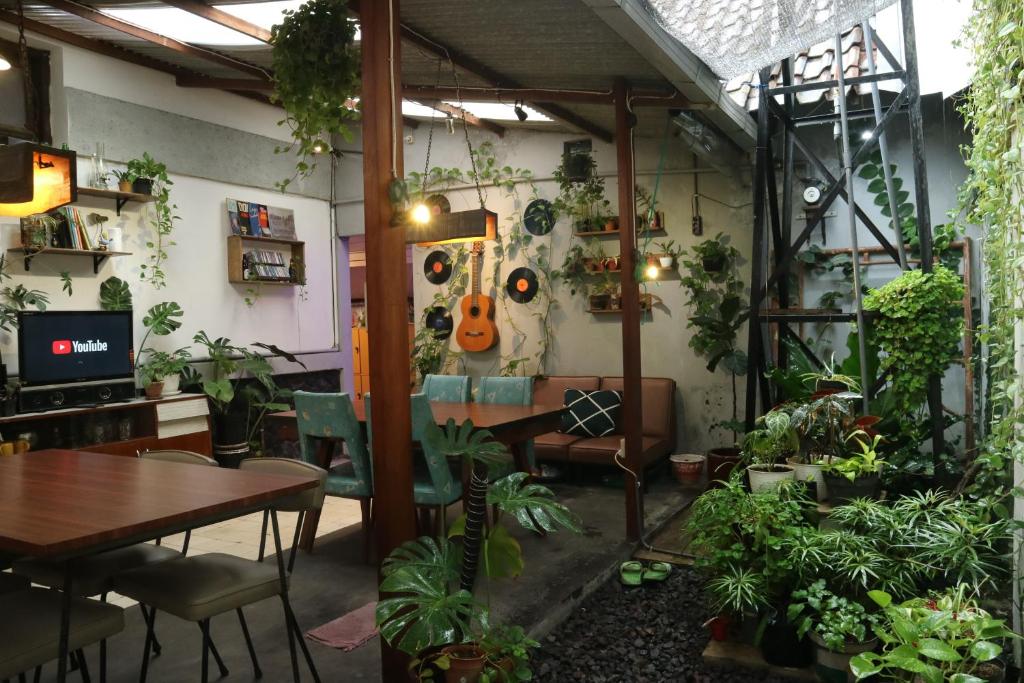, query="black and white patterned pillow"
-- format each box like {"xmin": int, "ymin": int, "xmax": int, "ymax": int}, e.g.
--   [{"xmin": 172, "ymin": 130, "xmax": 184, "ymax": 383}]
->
[{"xmin": 560, "ymin": 389, "xmax": 623, "ymax": 437}]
